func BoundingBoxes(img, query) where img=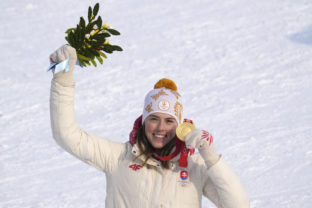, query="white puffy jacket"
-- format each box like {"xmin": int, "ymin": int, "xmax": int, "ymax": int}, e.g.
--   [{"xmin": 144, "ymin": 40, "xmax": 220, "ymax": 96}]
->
[{"xmin": 50, "ymin": 79, "xmax": 250, "ymax": 208}]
